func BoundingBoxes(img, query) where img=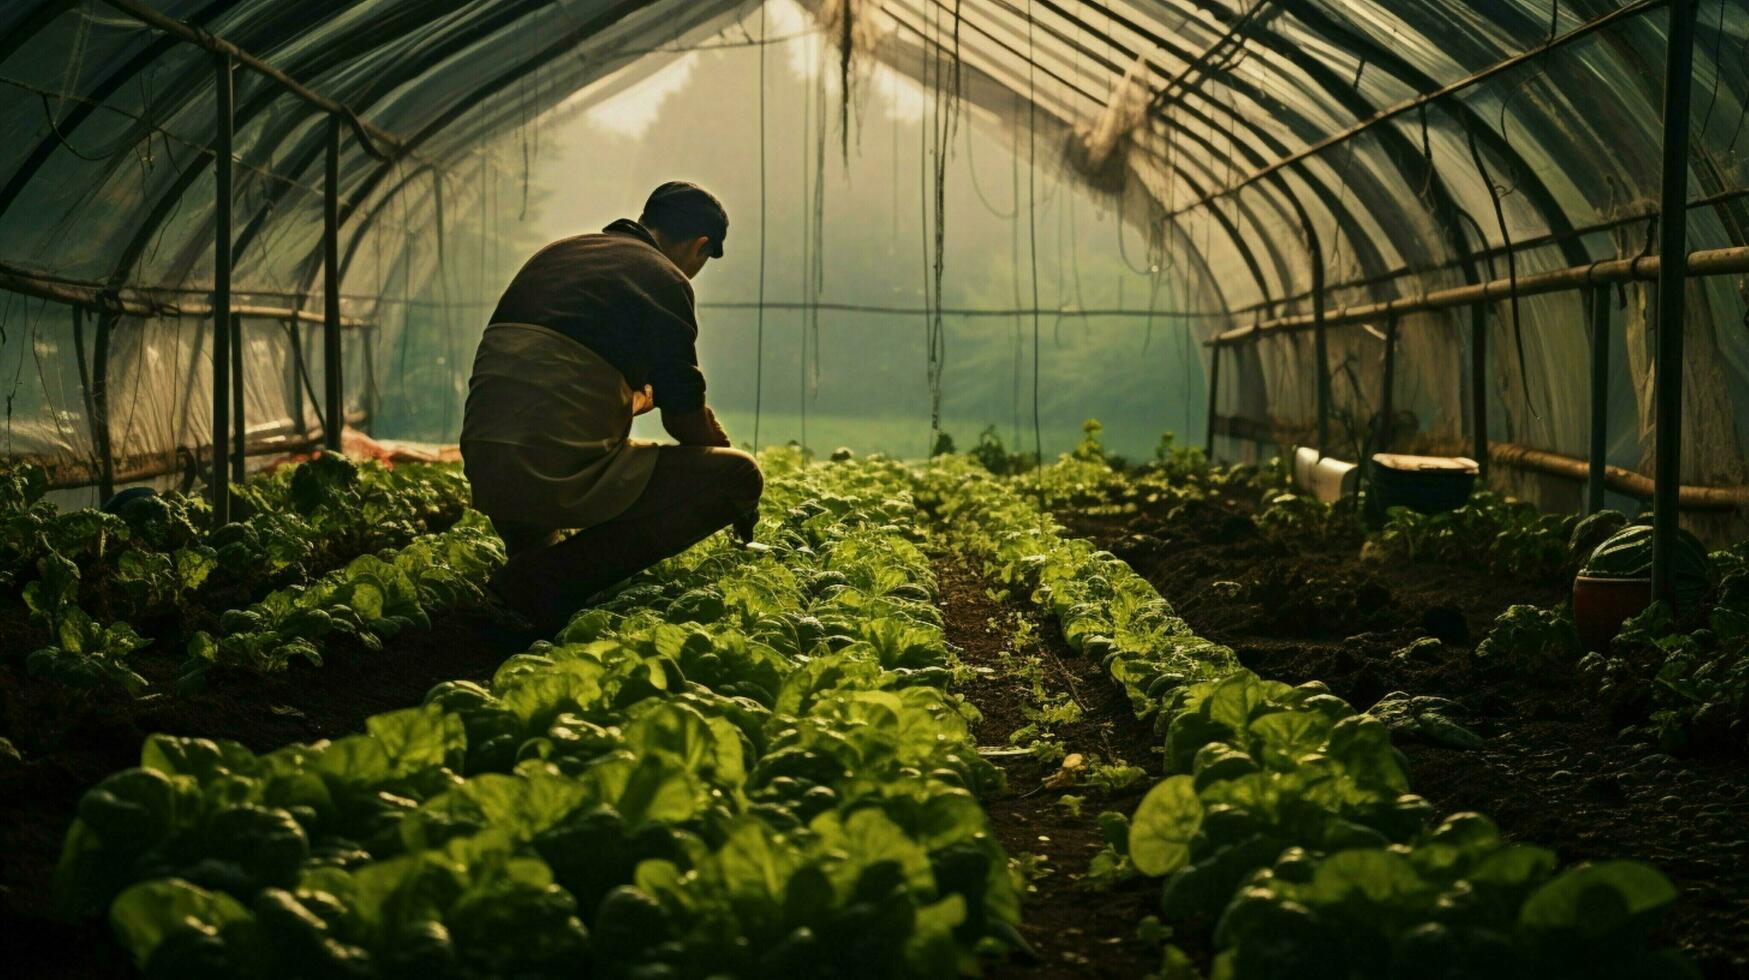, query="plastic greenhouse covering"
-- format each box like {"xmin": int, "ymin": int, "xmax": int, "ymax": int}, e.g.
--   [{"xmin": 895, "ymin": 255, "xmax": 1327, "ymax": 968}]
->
[{"xmin": 0, "ymin": 0, "xmax": 1746, "ymax": 538}]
